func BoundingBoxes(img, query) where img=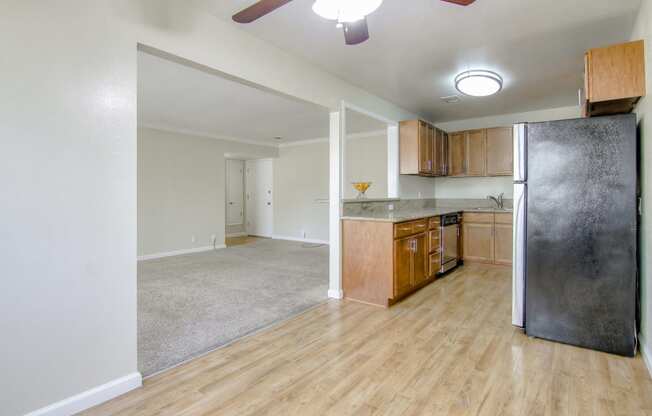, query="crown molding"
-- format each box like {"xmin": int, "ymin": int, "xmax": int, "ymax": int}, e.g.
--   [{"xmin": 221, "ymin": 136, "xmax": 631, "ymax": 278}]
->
[
  {"xmin": 278, "ymin": 129, "xmax": 387, "ymax": 148},
  {"xmin": 138, "ymin": 123, "xmax": 279, "ymax": 148}
]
